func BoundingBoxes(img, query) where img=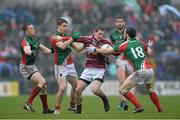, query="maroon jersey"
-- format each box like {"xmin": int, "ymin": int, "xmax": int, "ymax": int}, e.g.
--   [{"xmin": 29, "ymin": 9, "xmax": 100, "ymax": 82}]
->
[{"xmin": 76, "ymin": 36, "xmax": 112, "ymax": 68}]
